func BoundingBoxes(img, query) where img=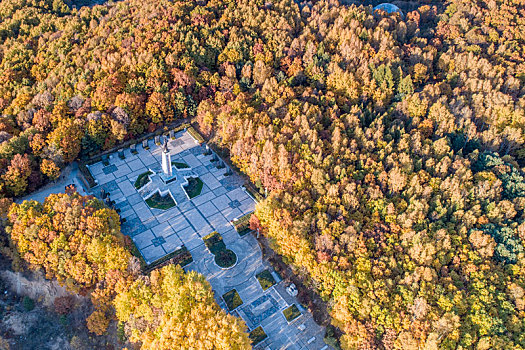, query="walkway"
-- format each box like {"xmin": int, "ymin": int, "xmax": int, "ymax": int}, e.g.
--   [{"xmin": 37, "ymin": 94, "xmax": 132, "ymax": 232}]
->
[
  {"xmin": 17, "ymin": 162, "xmax": 89, "ymax": 203},
  {"xmin": 27, "ymin": 129, "xmax": 330, "ymax": 349}
]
